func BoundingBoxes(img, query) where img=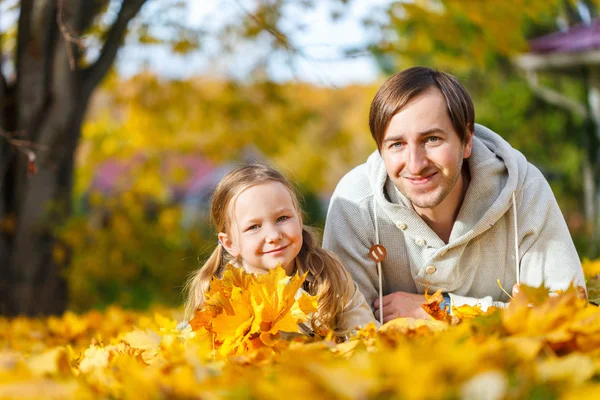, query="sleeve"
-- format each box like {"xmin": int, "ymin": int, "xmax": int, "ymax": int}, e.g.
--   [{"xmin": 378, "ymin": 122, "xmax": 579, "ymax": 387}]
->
[
  {"xmin": 448, "ymin": 293, "xmax": 508, "ymax": 311},
  {"xmin": 450, "ymin": 177, "xmax": 585, "ymax": 311},
  {"xmin": 518, "ymin": 177, "xmax": 584, "ymax": 291},
  {"xmin": 335, "ymin": 280, "xmax": 380, "ymax": 335},
  {"xmin": 323, "ymin": 191, "xmax": 381, "ymax": 310}
]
